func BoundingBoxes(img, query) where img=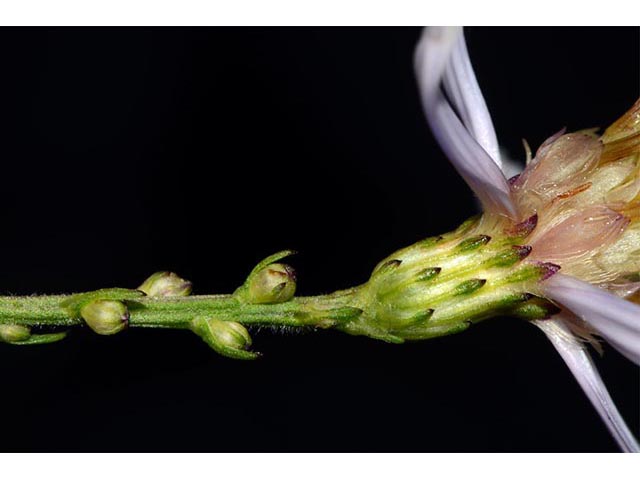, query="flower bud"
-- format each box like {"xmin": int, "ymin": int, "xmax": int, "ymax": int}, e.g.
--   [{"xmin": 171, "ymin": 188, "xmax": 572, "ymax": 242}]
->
[
  {"xmin": 138, "ymin": 271, "xmax": 192, "ymax": 297},
  {"xmin": 210, "ymin": 319, "xmax": 252, "ymax": 350},
  {"xmin": 190, "ymin": 317, "xmax": 258, "ymax": 360},
  {"xmin": 0, "ymin": 324, "xmax": 31, "ymax": 343},
  {"xmin": 80, "ymin": 299, "xmax": 129, "ymax": 335},
  {"xmin": 247, "ymin": 263, "xmax": 296, "ymax": 304}
]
